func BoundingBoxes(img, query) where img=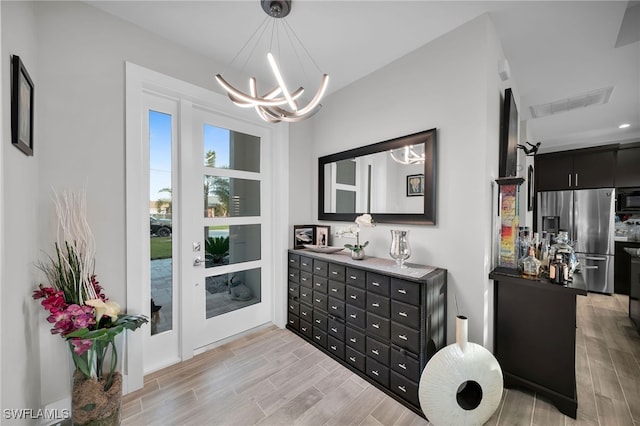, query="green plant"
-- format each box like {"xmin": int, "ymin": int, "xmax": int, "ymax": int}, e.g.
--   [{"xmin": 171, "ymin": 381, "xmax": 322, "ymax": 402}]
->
[{"xmin": 206, "ymin": 236, "xmax": 230, "ymax": 264}]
